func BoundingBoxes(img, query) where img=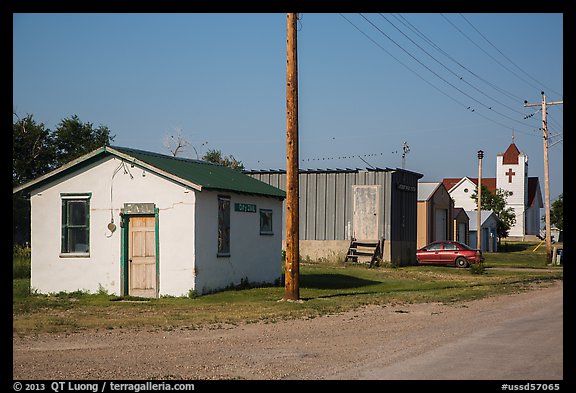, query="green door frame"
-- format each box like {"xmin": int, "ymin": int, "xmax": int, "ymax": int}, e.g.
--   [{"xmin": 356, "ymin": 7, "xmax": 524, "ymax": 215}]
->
[{"xmin": 120, "ymin": 205, "xmax": 160, "ymax": 297}]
